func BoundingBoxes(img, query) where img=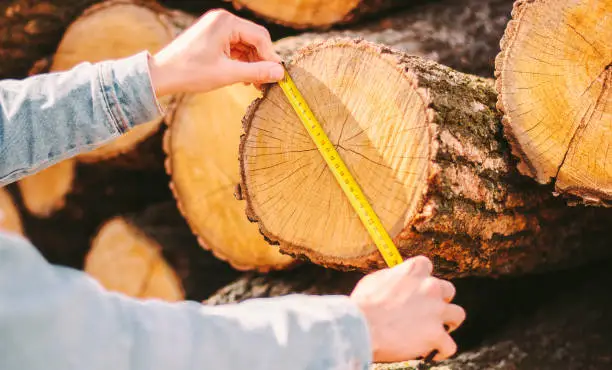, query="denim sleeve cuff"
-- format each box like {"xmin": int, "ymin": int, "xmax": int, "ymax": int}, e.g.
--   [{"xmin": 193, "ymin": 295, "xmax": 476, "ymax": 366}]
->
[
  {"xmin": 97, "ymin": 51, "xmax": 164, "ymax": 133},
  {"xmin": 322, "ymin": 295, "xmax": 373, "ymax": 369}
]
